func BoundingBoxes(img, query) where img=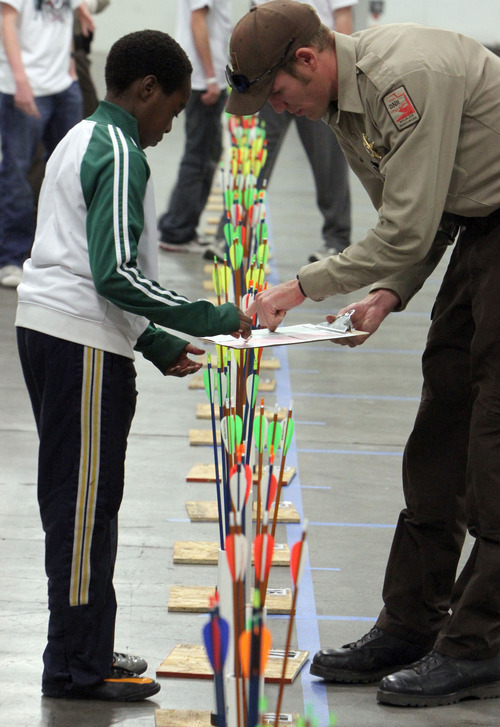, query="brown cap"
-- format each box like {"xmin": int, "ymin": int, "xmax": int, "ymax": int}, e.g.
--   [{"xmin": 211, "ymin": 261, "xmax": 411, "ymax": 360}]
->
[{"xmin": 226, "ymin": 1, "xmax": 321, "ymax": 116}]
